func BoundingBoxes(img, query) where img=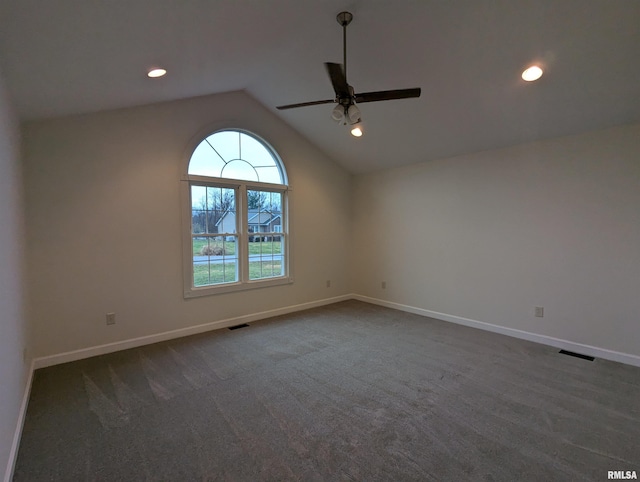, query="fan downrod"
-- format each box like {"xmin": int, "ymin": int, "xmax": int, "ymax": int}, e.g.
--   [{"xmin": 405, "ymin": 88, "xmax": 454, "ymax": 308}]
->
[
  {"xmin": 336, "ymin": 12, "xmax": 353, "ymax": 82},
  {"xmin": 336, "ymin": 11, "xmax": 353, "ymax": 26}
]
